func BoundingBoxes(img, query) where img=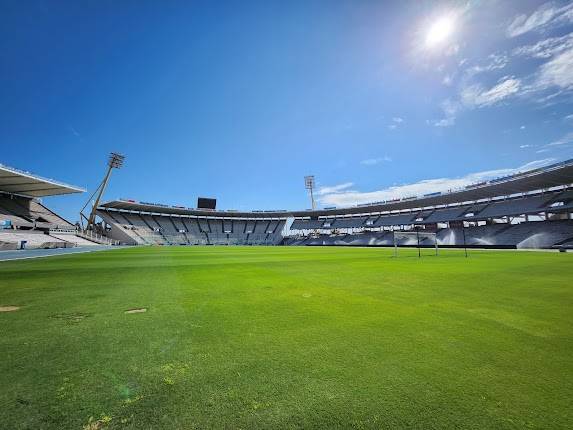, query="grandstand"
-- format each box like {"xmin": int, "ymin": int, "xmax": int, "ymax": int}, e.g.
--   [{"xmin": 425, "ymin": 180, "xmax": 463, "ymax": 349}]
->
[
  {"xmin": 0, "ymin": 163, "xmax": 113, "ymax": 250},
  {"xmin": 97, "ymin": 159, "xmax": 573, "ymax": 250}
]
